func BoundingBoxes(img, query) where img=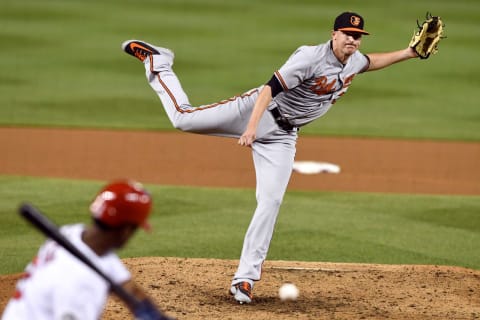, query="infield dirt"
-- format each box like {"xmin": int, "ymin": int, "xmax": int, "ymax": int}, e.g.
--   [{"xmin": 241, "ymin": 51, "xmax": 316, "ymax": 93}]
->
[{"xmin": 1, "ymin": 127, "xmax": 479, "ymax": 319}]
